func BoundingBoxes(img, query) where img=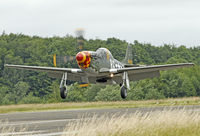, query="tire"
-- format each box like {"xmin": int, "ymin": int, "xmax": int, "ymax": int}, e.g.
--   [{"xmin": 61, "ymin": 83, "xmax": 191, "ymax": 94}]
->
[
  {"xmin": 60, "ymin": 86, "xmax": 68, "ymax": 99},
  {"xmin": 120, "ymin": 86, "xmax": 127, "ymax": 99}
]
